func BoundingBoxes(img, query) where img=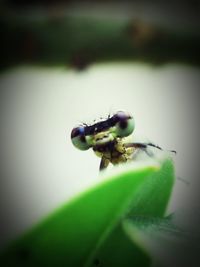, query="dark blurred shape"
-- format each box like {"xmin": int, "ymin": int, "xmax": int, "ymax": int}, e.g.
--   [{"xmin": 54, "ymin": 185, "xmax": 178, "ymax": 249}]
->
[
  {"xmin": 70, "ymin": 49, "xmax": 93, "ymax": 71},
  {"xmin": 16, "ymin": 248, "xmax": 31, "ymax": 262},
  {"xmin": 20, "ymin": 31, "xmax": 40, "ymax": 61},
  {"xmin": 126, "ymin": 19, "xmax": 163, "ymax": 48}
]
